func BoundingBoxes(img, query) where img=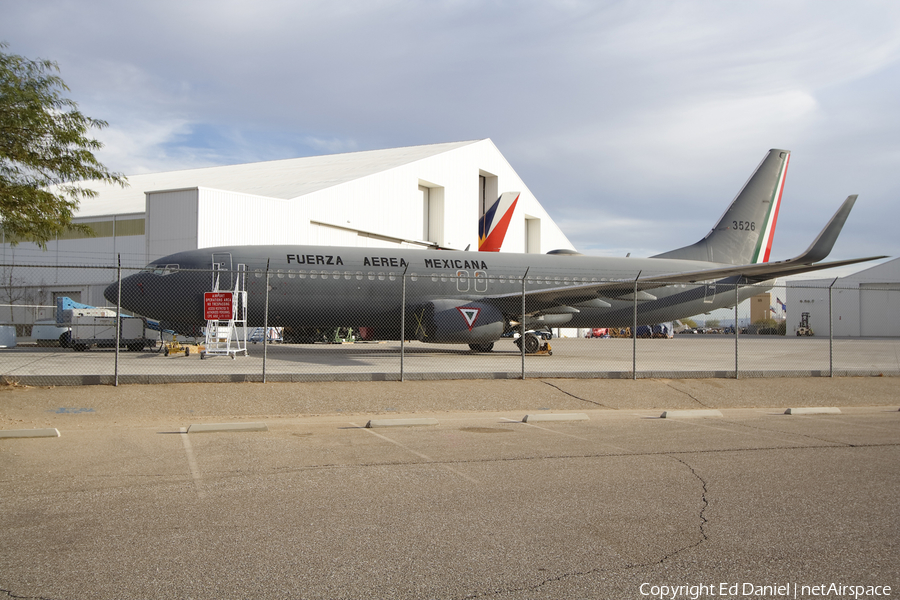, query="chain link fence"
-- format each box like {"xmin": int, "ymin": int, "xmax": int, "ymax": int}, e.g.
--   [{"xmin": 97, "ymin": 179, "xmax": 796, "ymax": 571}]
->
[{"xmin": 1, "ymin": 262, "xmax": 898, "ymax": 385}]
